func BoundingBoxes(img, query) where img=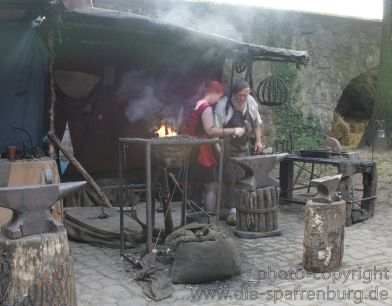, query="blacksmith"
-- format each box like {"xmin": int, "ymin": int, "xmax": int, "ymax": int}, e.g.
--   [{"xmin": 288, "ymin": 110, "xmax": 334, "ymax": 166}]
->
[{"xmin": 214, "ymin": 80, "xmax": 264, "ymax": 219}]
